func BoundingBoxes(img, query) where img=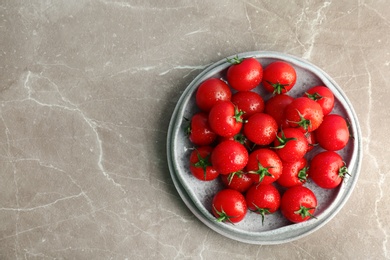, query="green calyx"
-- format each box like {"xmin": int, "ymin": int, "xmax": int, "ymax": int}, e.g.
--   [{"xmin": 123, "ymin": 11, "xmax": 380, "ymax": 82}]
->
[
  {"xmin": 233, "ymin": 106, "xmax": 246, "ymax": 123},
  {"xmin": 252, "ymin": 204, "xmax": 271, "ymax": 226},
  {"xmin": 294, "ymin": 205, "xmax": 316, "ymax": 220},
  {"xmin": 226, "ymin": 55, "xmax": 244, "ymax": 65},
  {"xmin": 288, "ymin": 109, "xmax": 311, "ymax": 132},
  {"xmin": 213, "ymin": 205, "xmax": 235, "ymax": 224},
  {"xmin": 305, "ymin": 92, "xmax": 323, "ymax": 101},
  {"xmin": 298, "ymin": 167, "xmax": 309, "ymax": 183},
  {"xmin": 273, "ymin": 129, "xmax": 297, "ymax": 149},
  {"xmin": 339, "ymin": 163, "xmax": 350, "ymax": 178},
  {"xmin": 226, "ymin": 171, "xmax": 244, "ymax": 185},
  {"xmin": 248, "ymin": 158, "xmax": 273, "ymax": 183},
  {"xmin": 266, "ymin": 80, "xmax": 290, "ymax": 94},
  {"xmin": 192, "ymin": 151, "xmax": 212, "ymax": 180}
]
